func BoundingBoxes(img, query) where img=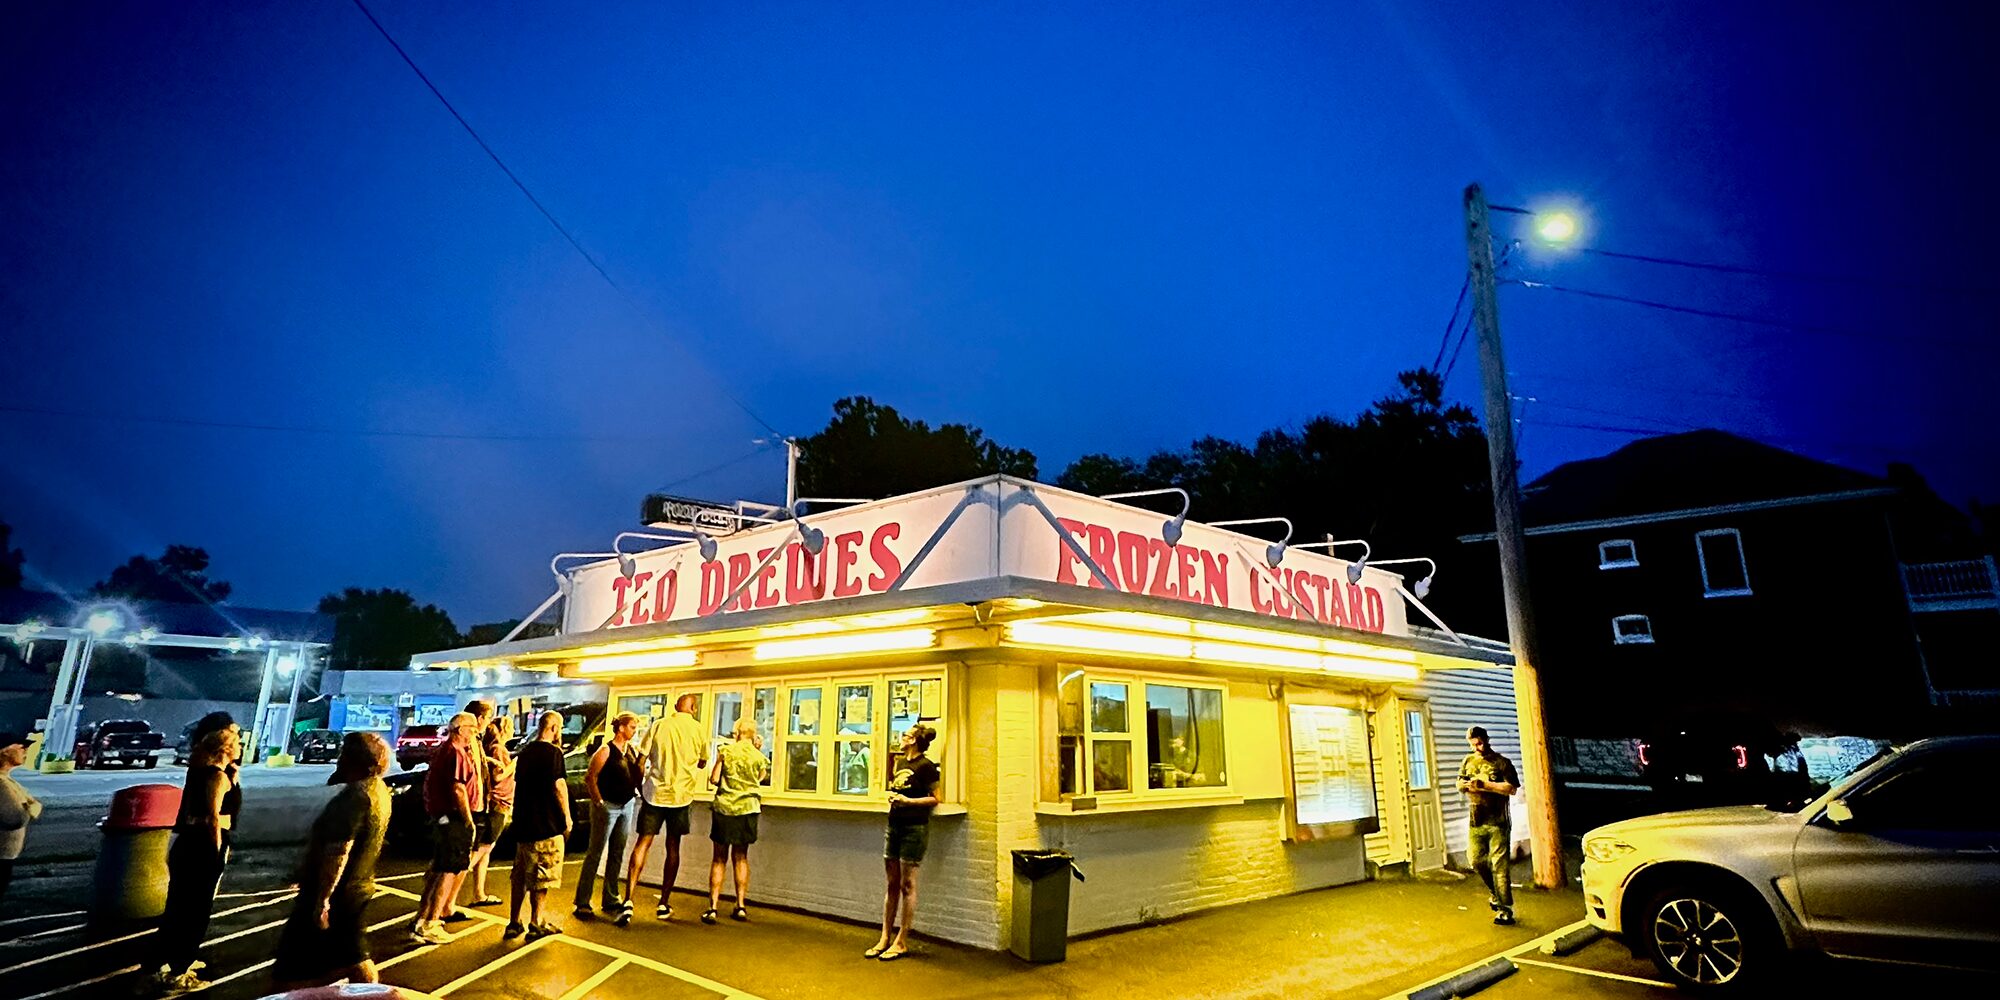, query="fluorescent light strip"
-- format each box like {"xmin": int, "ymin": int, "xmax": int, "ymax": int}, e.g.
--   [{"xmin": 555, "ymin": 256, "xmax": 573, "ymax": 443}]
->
[
  {"xmin": 1049, "ymin": 611, "xmax": 1419, "ymax": 664},
  {"xmin": 574, "ymin": 650, "xmax": 700, "ymax": 675},
  {"xmin": 1006, "ymin": 622, "xmax": 1419, "ymax": 682},
  {"xmin": 752, "ymin": 628, "xmax": 938, "ymax": 662}
]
